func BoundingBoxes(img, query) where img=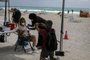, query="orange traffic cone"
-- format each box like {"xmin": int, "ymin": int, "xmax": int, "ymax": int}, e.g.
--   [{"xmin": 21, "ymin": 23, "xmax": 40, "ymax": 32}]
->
[{"xmin": 64, "ymin": 31, "xmax": 68, "ymax": 39}]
